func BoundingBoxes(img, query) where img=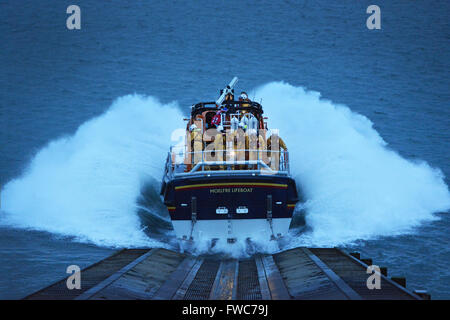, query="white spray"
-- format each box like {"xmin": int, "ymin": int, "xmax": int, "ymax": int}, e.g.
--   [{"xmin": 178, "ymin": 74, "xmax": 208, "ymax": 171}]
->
[
  {"xmin": 254, "ymin": 82, "xmax": 450, "ymax": 247},
  {"xmin": 0, "ymin": 95, "xmax": 184, "ymax": 247}
]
